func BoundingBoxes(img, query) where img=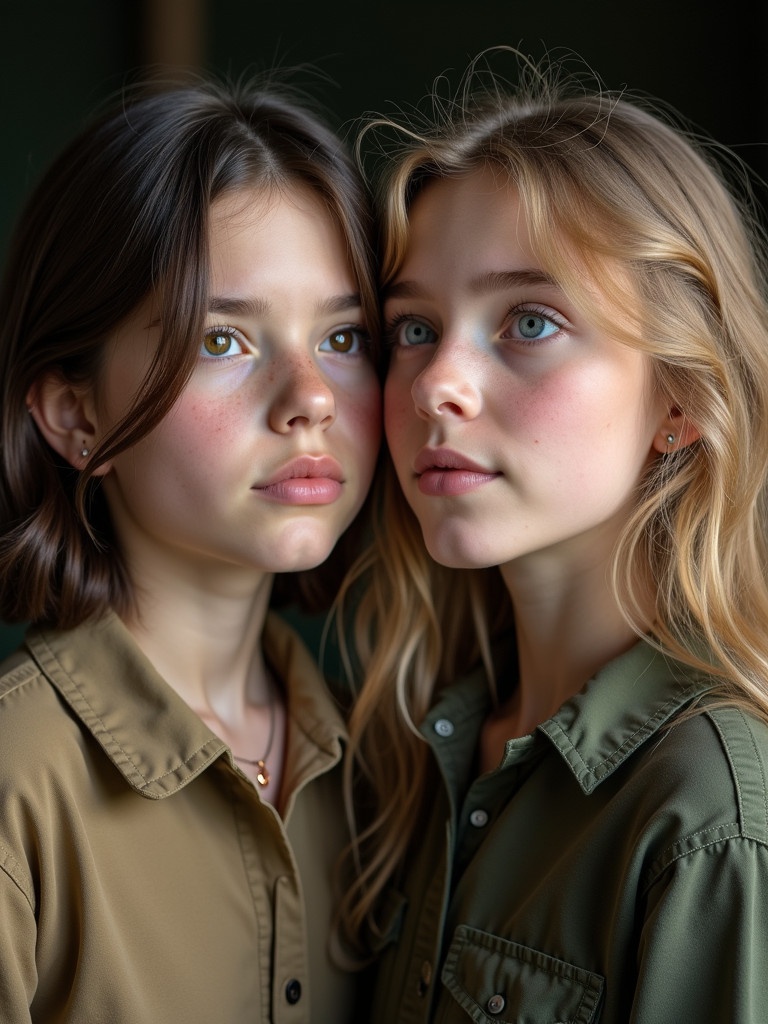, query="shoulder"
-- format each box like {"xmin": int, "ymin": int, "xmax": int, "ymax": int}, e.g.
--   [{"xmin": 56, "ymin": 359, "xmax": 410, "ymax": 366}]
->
[
  {"xmin": 623, "ymin": 705, "xmax": 768, "ymax": 897},
  {"xmin": 700, "ymin": 704, "xmax": 768, "ymax": 842},
  {"xmin": 0, "ymin": 644, "xmax": 74, "ymax": 737},
  {"xmin": 0, "ymin": 642, "xmax": 98, "ymax": 799}
]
